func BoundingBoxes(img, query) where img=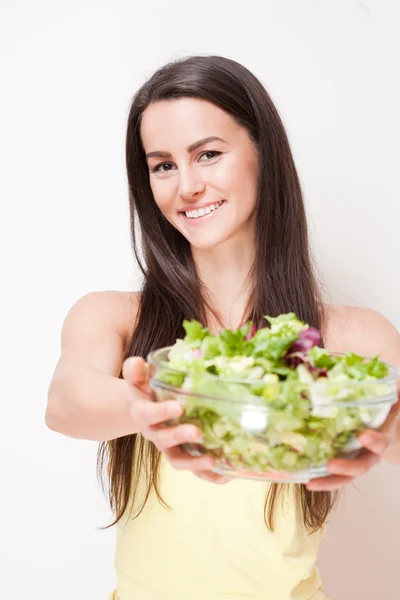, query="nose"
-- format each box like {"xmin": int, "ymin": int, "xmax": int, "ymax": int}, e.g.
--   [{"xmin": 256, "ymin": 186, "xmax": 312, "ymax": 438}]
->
[{"xmin": 177, "ymin": 166, "xmax": 206, "ymax": 200}]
